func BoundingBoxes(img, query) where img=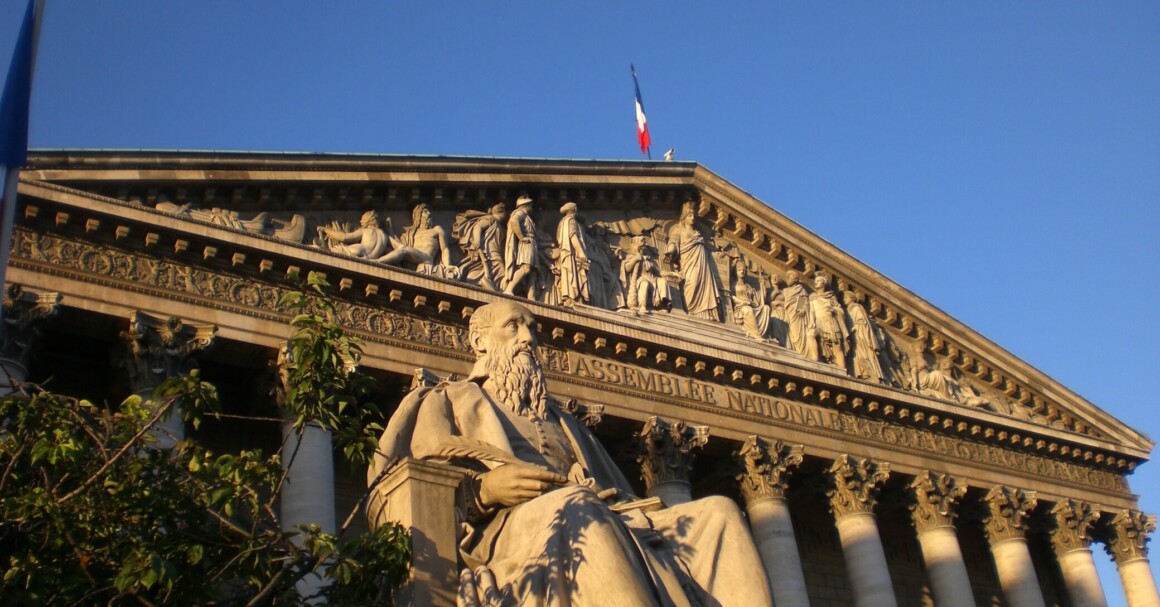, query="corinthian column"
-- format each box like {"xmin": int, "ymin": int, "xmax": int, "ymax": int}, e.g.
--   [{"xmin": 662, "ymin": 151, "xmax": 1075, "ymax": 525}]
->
[
  {"xmin": 119, "ymin": 311, "xmax": 216, "ymax": 448},
  {"xmin": 736, "ymin": 436, "xmax": 808, "ymax": 607},
  {"xmin": 827, "ymin": 455, "xmax": 897, "ymax": 607},
  {"xmin": 636, "ymin": 416, "xmax": 708, "ymax": 506},
  {"xmin": 0, "ymin": 284, "xmax": 60, "ymax": 394},
  {"xmin": 1104, "ymin": 510, "xmax": 1159, "ymax": 607},
  {"xmin": 908, "ymin": 472, "xmax": 974, "ymax": 607},
  {"xmin": 1048, "ymin": 500, "xmax": 1107, "ymax": 607},
  {"xmin": 982, "ymin": 486, "xmax": 1045, "ymax": 607}
]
